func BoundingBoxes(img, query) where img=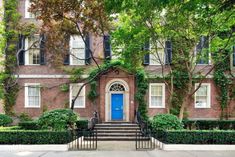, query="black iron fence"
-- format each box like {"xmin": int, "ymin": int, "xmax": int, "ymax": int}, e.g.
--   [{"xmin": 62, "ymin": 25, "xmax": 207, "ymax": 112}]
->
[
  {"xmin": 135, "ymin": 129, "xmax": 156, "ymax": 150},
  {"xmin": 68, "ymin": 129, "xmax": 97, "ymax": 151}
]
